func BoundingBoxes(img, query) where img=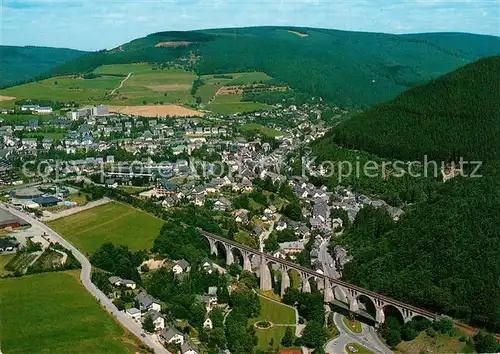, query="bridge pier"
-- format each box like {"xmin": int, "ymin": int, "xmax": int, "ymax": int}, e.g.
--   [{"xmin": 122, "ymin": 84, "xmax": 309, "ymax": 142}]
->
[
  {"xmin": 323, "ymin": 279, "xmax": 334, "ymax": 303},
  {"xmin": 259, "ymin": 258, "xmax": 272, "ymax": 291},
  {"xmin": 280, "ymin": 270, "xmax": 290, "ymax": 297},
  {"xmin": 226, "ymin": 247, "xmax": 234, "ymax": 266},
  {"xmin": 209, "ymin": 239, "xmax": 218, "ymax": 256},
  {"xmin": 242, "ymin": 252, "xmax": 252, "ymax": 272},
  {"xmin": 301, "ymin": 277, "xmax": 311, "ymax": 293},
  {"xmin": 349, "ymin": 297, "xmax": 359, "ymax": 312}
]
